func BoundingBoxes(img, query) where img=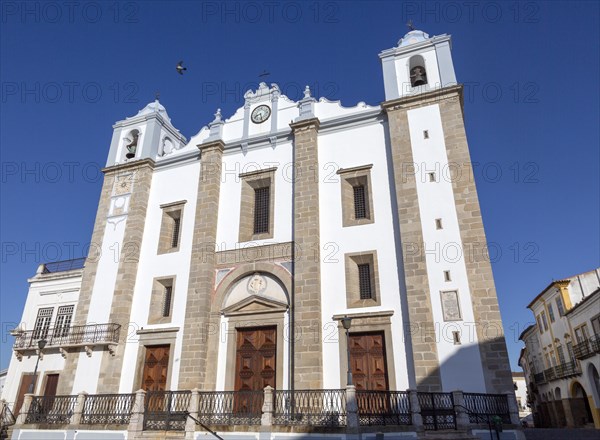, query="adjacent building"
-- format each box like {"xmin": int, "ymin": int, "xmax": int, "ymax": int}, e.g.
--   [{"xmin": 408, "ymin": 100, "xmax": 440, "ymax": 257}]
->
[{"xmin": 518, "ymin": 268, "xmax": 600, "ymax": 428}]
